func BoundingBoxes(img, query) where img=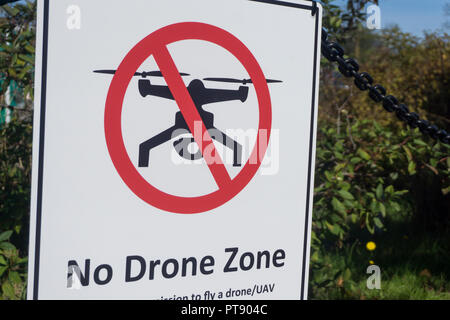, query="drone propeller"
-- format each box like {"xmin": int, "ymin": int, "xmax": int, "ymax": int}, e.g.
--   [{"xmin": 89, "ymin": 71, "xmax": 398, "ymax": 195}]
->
[
  {"xmin": 203, "ymin": 77, "xmax": 282, "ymax": 85},
  {"xmin": 93, "ymin": 70, "xmax": 190, "ymax": 77}
]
